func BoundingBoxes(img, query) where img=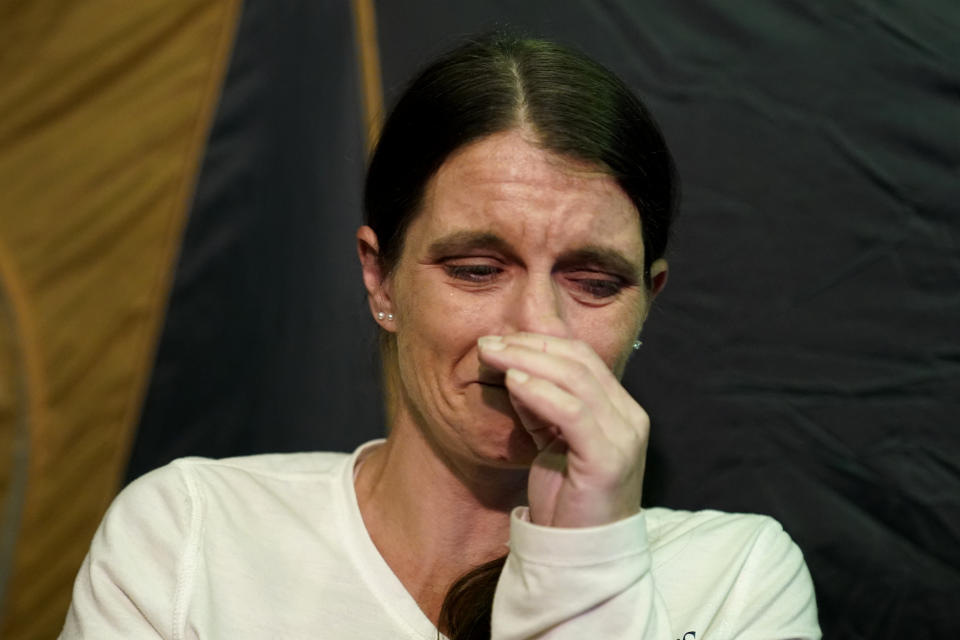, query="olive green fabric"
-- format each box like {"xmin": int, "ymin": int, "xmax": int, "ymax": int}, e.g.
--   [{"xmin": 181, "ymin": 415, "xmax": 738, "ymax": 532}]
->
[{"xmin": 0, "ymin": 2, "xmax": 241, "ymax": 637}]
